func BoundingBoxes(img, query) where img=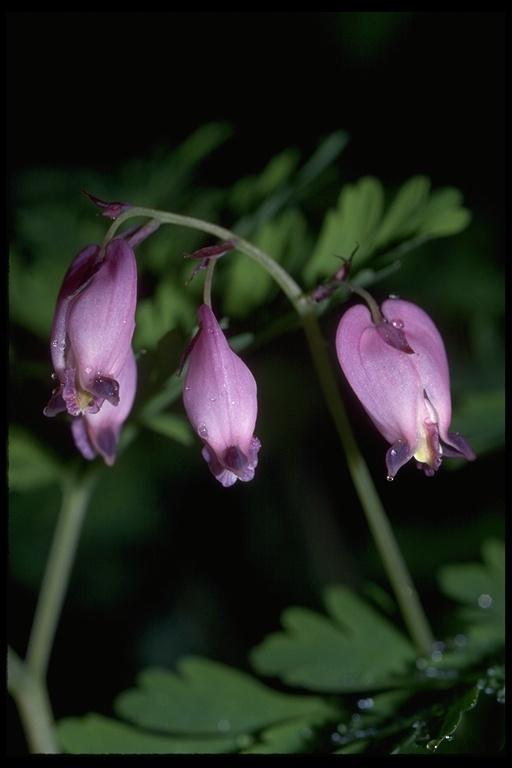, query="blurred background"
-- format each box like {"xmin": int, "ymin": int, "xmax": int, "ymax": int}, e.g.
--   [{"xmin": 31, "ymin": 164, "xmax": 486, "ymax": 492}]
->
[{"xmin": 7, "ymin": 12, "xmax": 504, "ymax": 755}]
